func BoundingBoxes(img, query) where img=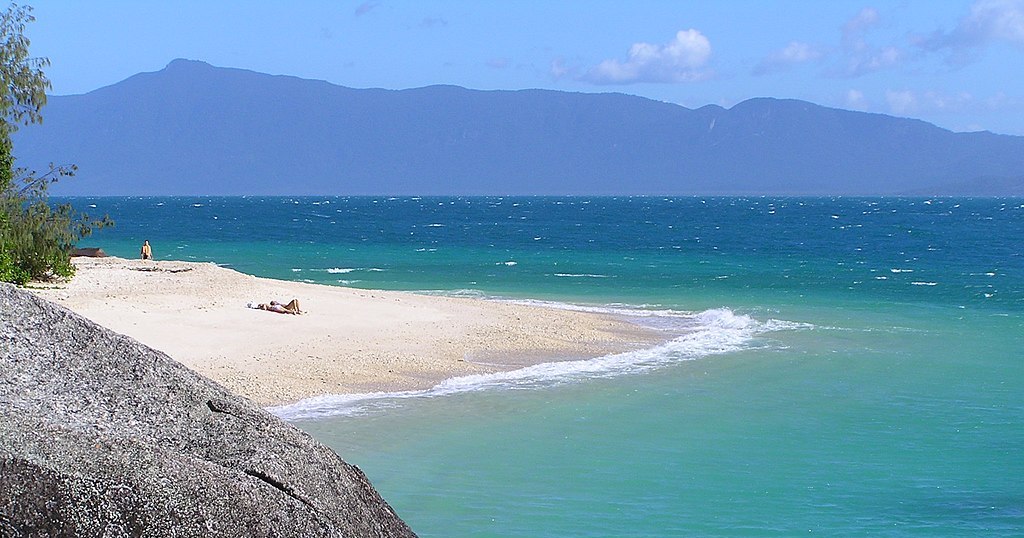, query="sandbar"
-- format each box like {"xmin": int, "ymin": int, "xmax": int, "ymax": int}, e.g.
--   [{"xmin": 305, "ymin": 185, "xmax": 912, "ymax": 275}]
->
[{"xmin": 30, "ymin": 257, "xmax": 662, "ymax": 406}]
